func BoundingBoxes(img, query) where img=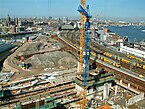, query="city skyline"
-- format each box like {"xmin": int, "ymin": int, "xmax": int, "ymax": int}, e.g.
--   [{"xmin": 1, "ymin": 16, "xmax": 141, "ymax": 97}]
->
[{"xmin": 0, "ymin": 0, "xmax": 145, "ymax": 21}]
